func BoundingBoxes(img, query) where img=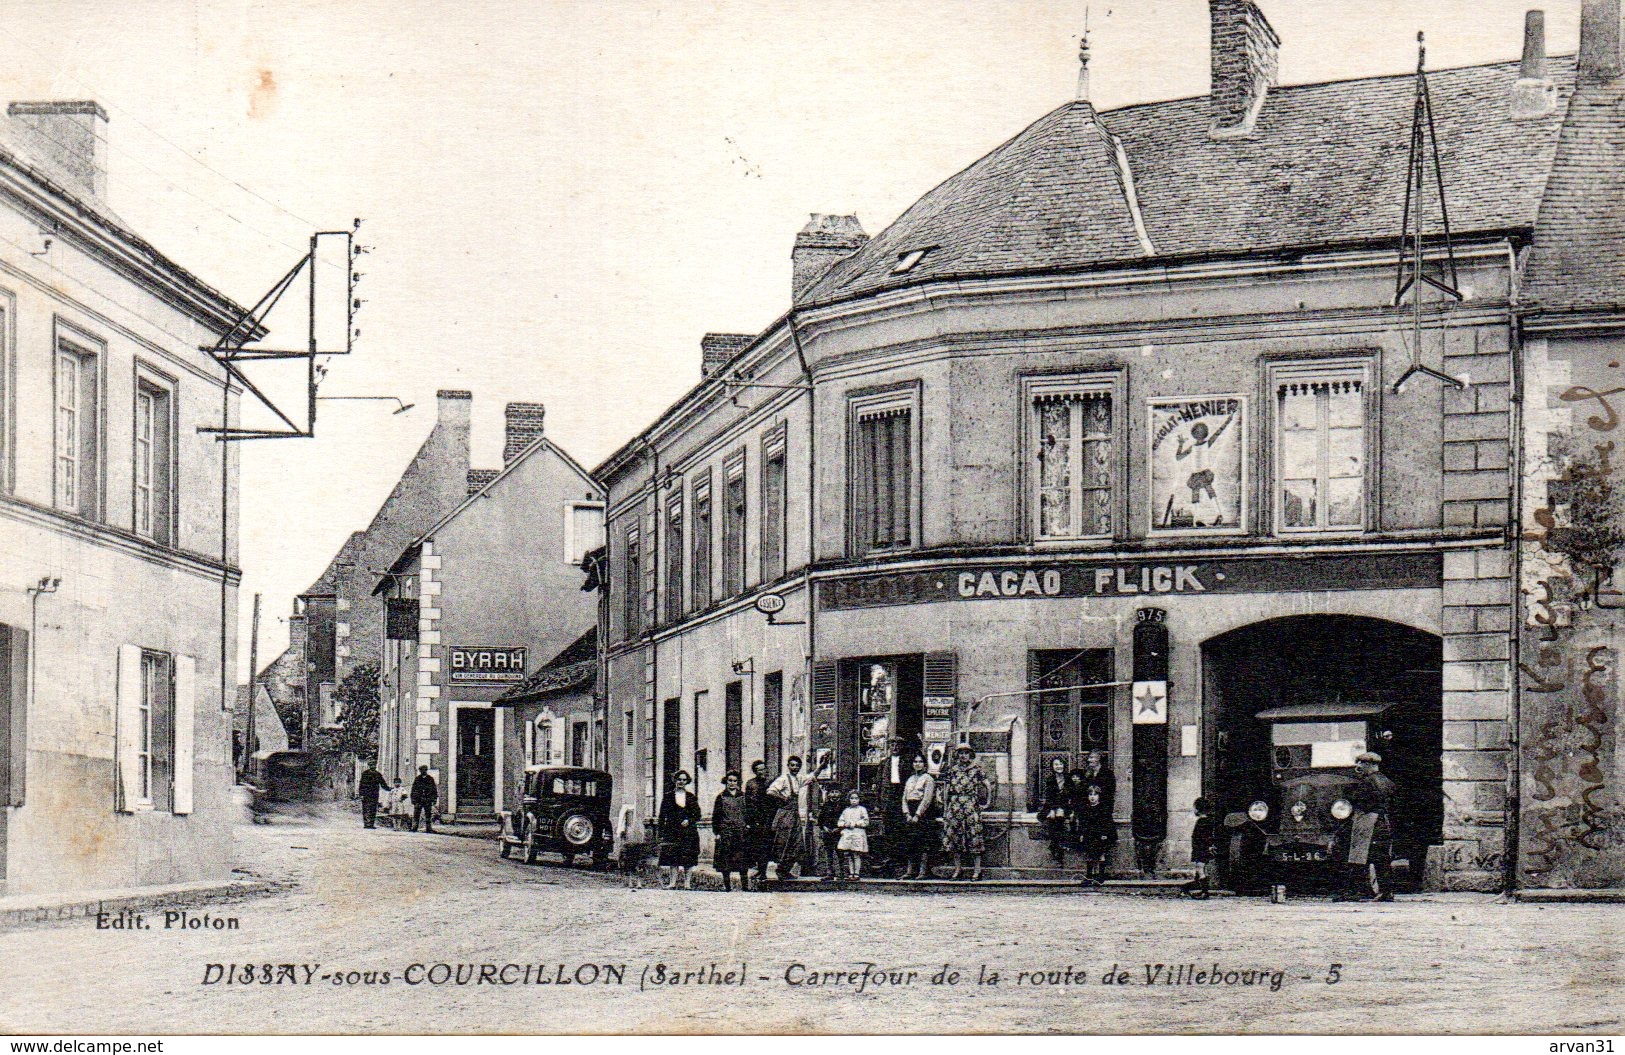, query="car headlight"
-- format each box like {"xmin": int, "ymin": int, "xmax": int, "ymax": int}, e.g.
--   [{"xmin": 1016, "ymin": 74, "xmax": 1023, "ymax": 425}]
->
[
  {"xmin": 1330, "ymin": 799, "xmax": 1354, "ymax": 821},
  {"xmin": 1247, "ymin": 800, "xmax": 1270, "ymax": 822}
]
